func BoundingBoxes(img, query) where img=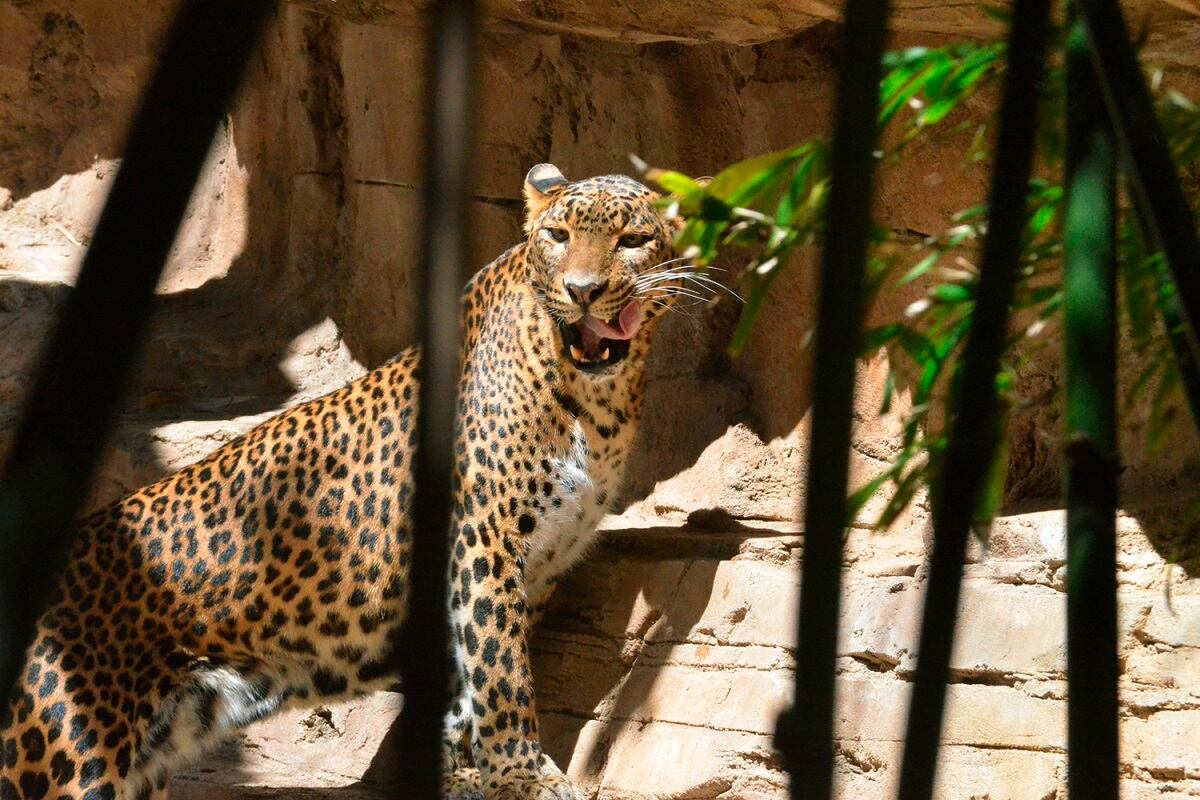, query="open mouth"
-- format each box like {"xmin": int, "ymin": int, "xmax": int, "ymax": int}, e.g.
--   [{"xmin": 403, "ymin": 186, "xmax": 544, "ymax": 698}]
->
[{"xmin": 559, "ymin": 299, "xmax": 643, "ymax": 372}]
